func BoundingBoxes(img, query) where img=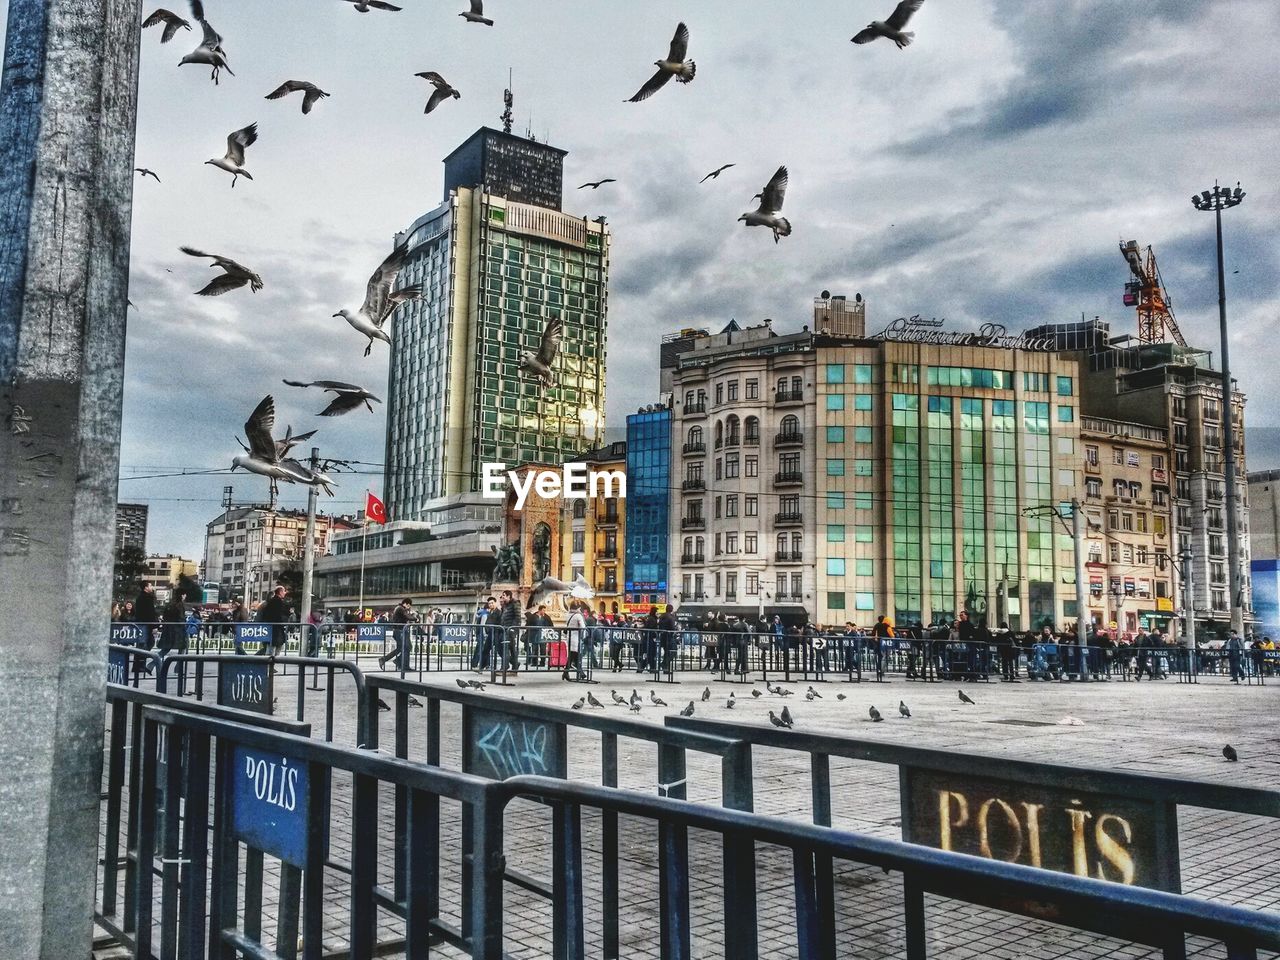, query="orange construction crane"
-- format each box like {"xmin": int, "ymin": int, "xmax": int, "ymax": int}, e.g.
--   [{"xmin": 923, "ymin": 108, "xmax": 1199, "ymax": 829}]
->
[{"xmin": 1120, "ymin": 240, "xmax": 1187, "ymax": 347}]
